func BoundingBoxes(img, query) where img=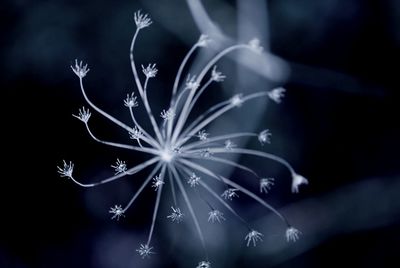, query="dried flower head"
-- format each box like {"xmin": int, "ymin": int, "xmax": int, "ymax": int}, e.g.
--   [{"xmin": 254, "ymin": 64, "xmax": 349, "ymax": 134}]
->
[
  {"xmin": 111, "ymin": 159, "xmax": 127, "ymax": 175},
  {"xmin": 124, "ymin": 93, "xmax": 139, "ymax": 108},
  {"xmin": 268, "ymin": 87, "xmax": 286, "ymax": 103},
  {"xmin": 57, "ymin": 160, "xmax": 74, "ymax": 178},
  {"xmin": 258, "ymin": 129, "xmax": 272, "ymax": 145},
  {"xmin": 260, "ymin": 178, "xmax": 275, "ymax": 193},
  {"xmin": 286, "ymin": 226, "xmax": 301, "ymax": 242},
  {"xmin": 134, "ymin": 10, "xmax": 152, "ymax": 29},
  {"xmin": 208, "ymin": 210, "xmax": 225, "ymax": 223},
  {"xmin": 71, "ymin": 59, "xmax": 90, "ymax": 78},
  {"xmin": 136, "ymin": 244, "xmax": 154, "ymax": 258},
  {"xmin": 142, "ymin": 63, "xmax": 158, "ymax": 78},
  {"xmin": 245, "ymin": 230, "xmax": 263, "ymax": 247},
  {"xmin": 221, "ymin": 188, "xmax": 239, "ymax": 200},
  {"xmin": 109, "ymin": 205, "xmax": 125, "ymax": 220},
  {"xmin": 62, "ymin": 9, "xmax": 310, "ymax": 266},
  {"xmin": 167, "ymin": 206, "xmax": 184, "ymax": 223}
]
